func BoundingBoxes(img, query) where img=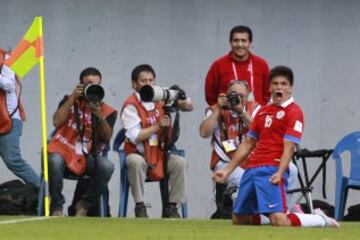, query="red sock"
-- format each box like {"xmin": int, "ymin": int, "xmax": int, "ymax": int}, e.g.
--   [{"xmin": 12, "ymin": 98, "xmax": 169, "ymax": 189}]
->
[
  {"xmin": 251, "ymin": 215, "xmax": 261, "ymax": 225},
  {"xmin": 287, "ymin": 213, "xmax": 301, "ymax": 227}
]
